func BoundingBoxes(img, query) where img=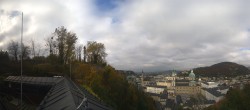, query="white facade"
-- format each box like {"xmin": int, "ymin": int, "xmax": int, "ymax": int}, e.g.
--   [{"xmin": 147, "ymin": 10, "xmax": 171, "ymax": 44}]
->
[
  {"xmin": 201, "ymin": 82, "xmax": 219, "ymax": 88},
  {"xmin": 146, "ymin": 86, "xmax": 166, "ymax": 94},
  {"xmin": 156, "ymin": 81, "xmax": 172, "ymax": 87},
  {"xmin": 165, "ymin": 76, "xmax": 175, "ymax": 81}
]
